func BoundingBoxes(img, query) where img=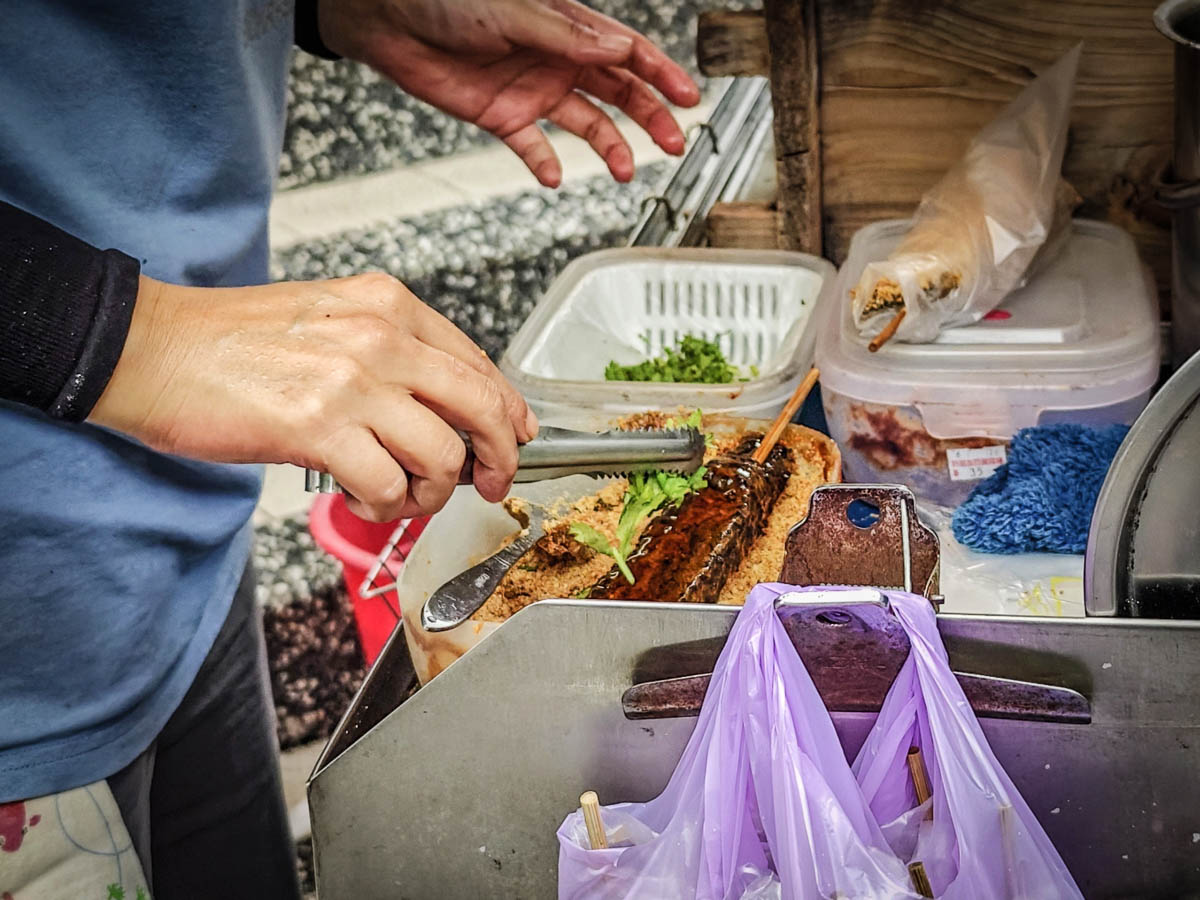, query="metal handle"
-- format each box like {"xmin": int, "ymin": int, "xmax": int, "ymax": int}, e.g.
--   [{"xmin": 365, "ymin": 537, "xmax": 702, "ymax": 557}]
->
[
  {"xmin": 305, "ymin": 427, "xmax": 705, "ymax": 493},
  {"xmin": 1156, "ymin": 176, "xmax": 1200, "ymax": 210},
  {"xmin": 622, "ymin": 591, "xmax": 1091, "ymax": 724},
  {"xmin": 306, "ymin": 469, "xmax": 343, "ymax": 494},
  {"xmin": 305, "ymin": 455, "xmax": 474, "ymax": 495}
]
